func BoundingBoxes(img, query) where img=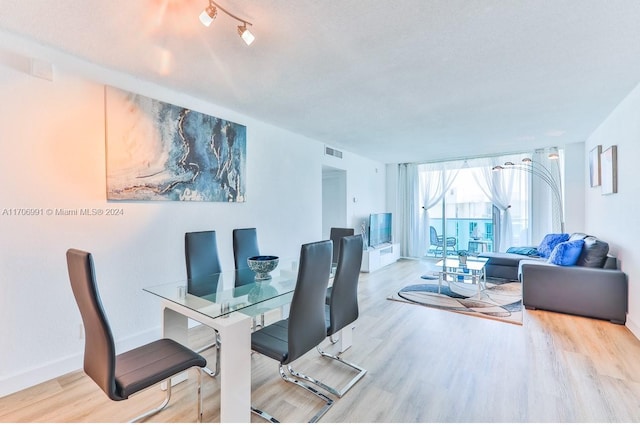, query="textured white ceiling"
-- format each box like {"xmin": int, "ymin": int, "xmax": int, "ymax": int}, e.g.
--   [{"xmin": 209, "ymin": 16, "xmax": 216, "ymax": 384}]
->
[{"xmin": 1, "ymin": 0, "xmax": 640, "ymax": 163}]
